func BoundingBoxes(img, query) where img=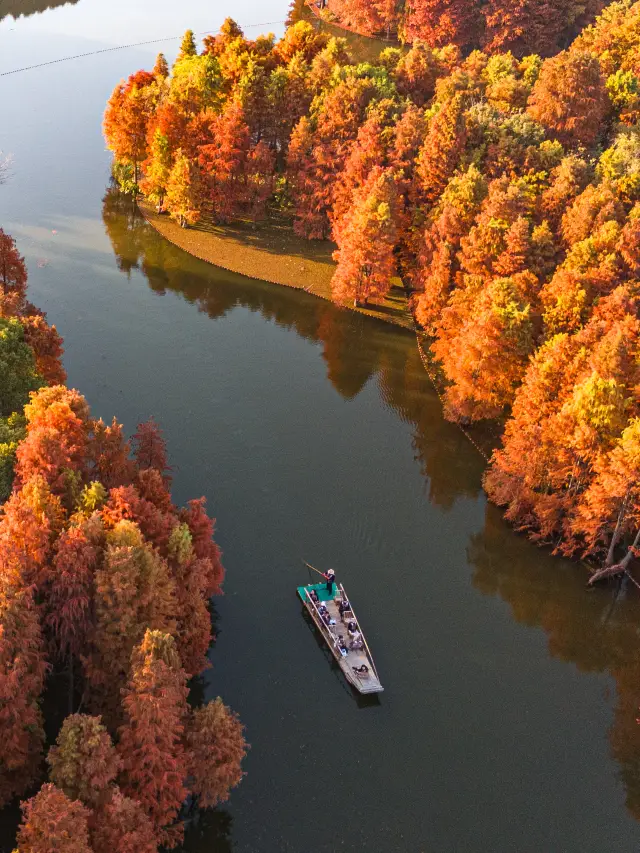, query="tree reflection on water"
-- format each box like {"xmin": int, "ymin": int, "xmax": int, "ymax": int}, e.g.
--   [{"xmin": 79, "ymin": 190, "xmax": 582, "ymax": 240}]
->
[{"xmin": 103, "ymin": 185, "xmax": 640, "ymax": 824}]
